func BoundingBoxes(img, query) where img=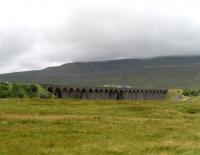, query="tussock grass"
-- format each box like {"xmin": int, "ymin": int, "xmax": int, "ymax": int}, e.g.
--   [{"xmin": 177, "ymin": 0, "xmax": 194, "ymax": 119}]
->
[{"xmin": 0, "ymin": 98, "xmax": 200, "ymax": 154}]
